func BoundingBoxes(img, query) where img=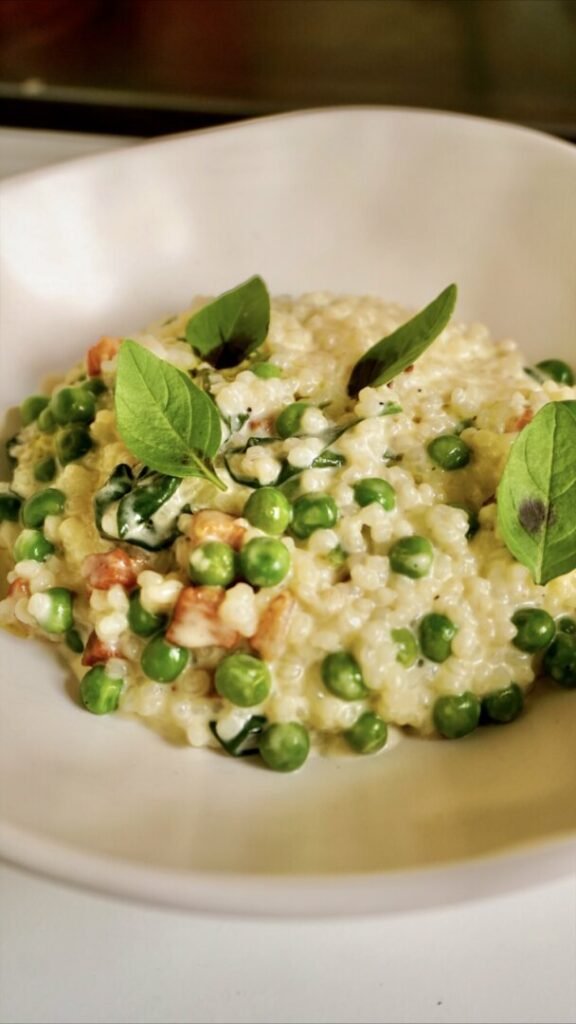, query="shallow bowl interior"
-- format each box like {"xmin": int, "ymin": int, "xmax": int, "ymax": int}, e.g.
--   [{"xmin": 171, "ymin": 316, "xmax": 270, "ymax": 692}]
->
[{"xmin": 1, "ymin": 109, "xmax": 575, "ymax": 916}]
